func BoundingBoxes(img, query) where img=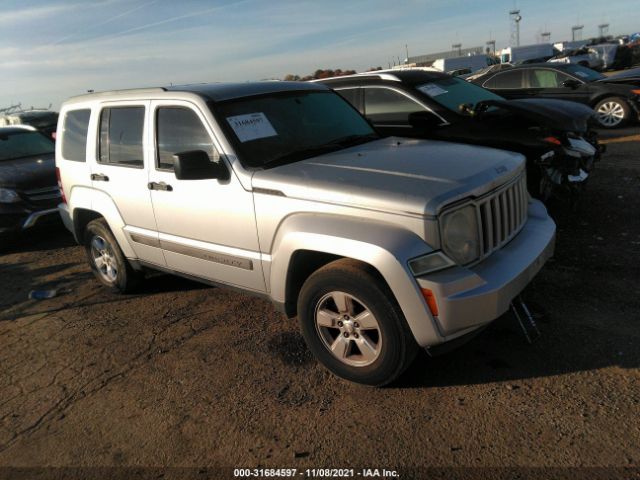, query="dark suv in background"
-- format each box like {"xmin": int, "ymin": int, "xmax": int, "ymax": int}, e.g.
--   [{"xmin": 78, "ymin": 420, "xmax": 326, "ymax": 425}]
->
[
  {"xmin": 316, "ymin": 69, "xmax": 601, "ymax": 201},
  {"xmin": 0, "ymin": 126, "xmax": 60, "ymax": 245}
]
